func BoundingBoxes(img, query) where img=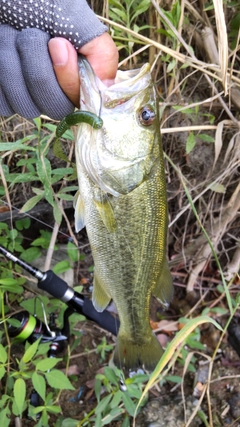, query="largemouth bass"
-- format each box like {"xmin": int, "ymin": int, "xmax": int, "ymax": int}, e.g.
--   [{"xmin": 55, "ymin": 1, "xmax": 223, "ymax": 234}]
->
[{"xmin": 74, "ymin": 57, "xmax": 173, "ymax": 371}]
